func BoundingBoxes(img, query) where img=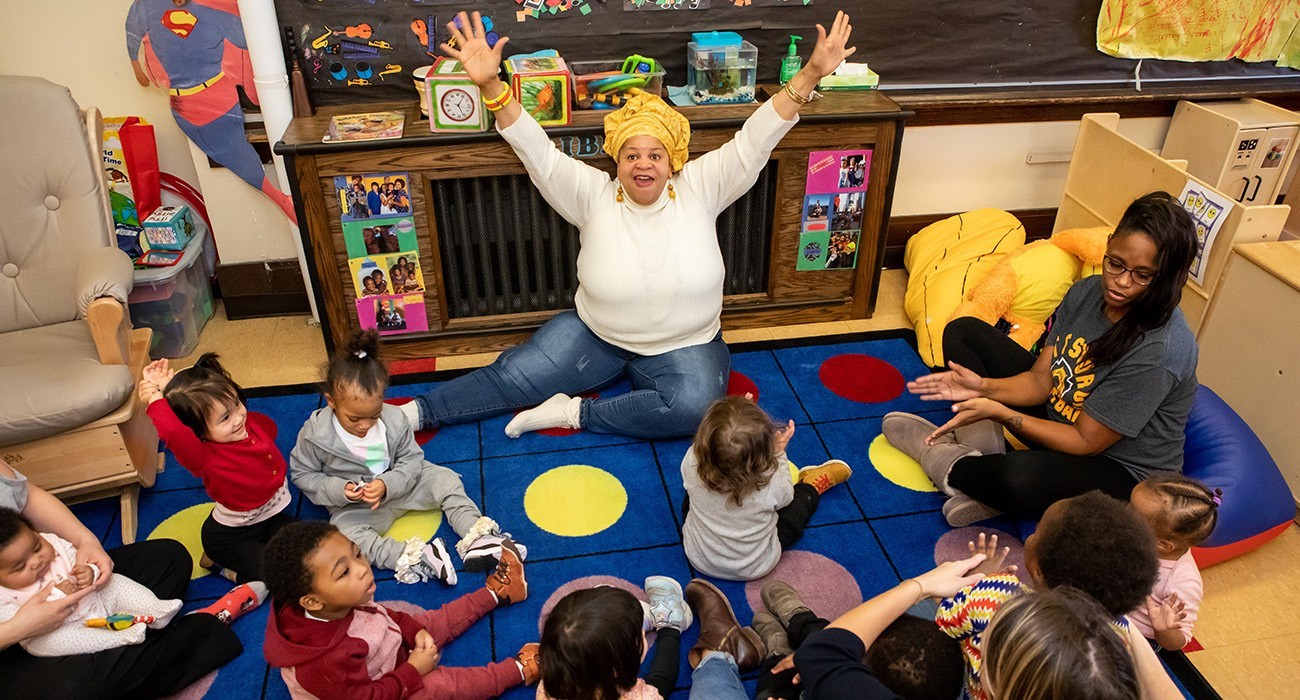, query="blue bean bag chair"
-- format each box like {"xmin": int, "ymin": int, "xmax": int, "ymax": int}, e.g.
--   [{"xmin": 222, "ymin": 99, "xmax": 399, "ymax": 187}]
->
[{"xmin": 1011, "ymin": 385, "xmax": 1293, "ymax": 568}]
